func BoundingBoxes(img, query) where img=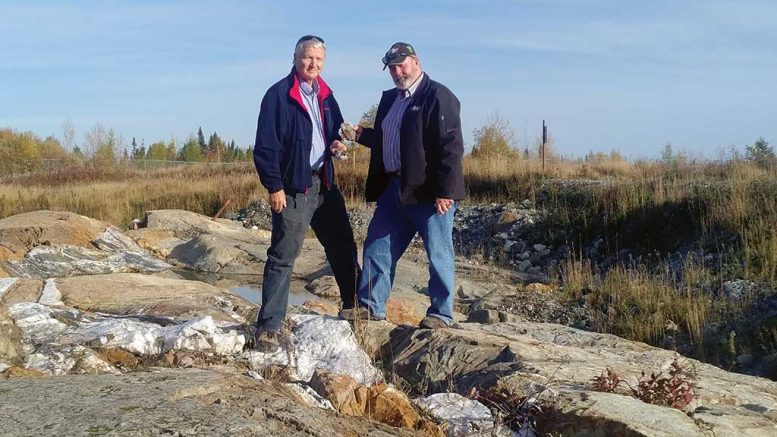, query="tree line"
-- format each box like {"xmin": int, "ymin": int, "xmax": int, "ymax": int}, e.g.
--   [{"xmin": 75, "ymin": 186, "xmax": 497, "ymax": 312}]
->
[
  {"xmin": 0, "ymin": 124, "xmax": 252, "ymax": 176},
  {"xmin": 1, "ymin": 113, "xmax": 774, "ymax": 177}
]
